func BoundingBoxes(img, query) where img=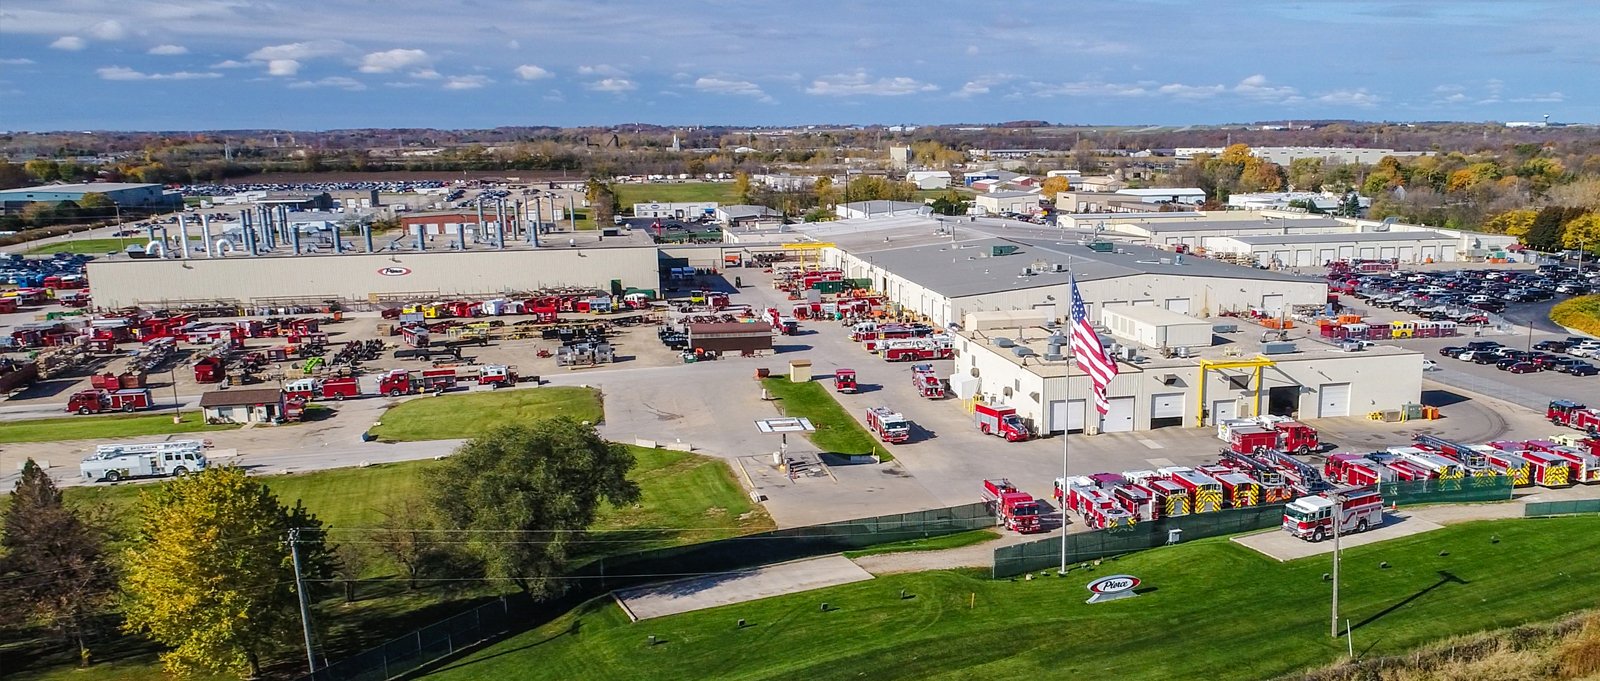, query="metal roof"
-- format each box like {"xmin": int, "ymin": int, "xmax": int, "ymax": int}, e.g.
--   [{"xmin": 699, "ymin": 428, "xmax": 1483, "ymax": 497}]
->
[
  {"xmin": 198, "ymin": 388, "xmax": 283, "ymax": 407},
  {"xmin": 0, "ymin": 182, "xmax": 161, "ymax": 194},
  {"xmin": 1130, "ymin": 217, "xmax": 1348, "ymax": 233},
  {"xmin": 1222, "ymin": 231, "xmax": 1459, "ymax": 245}
]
